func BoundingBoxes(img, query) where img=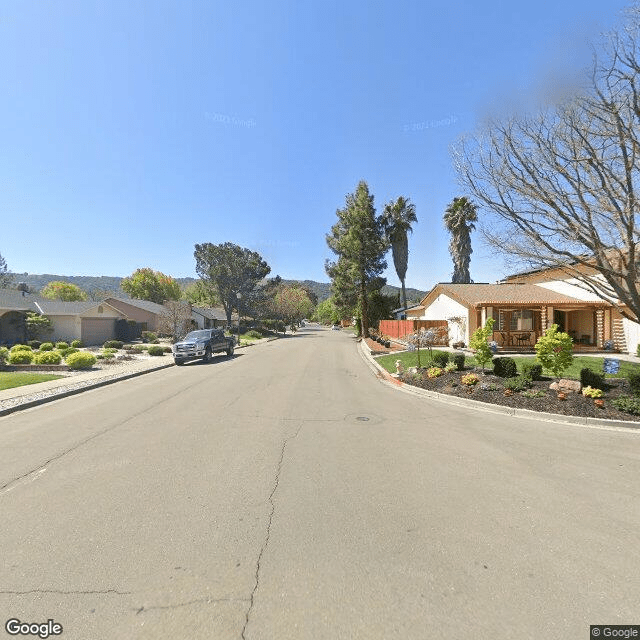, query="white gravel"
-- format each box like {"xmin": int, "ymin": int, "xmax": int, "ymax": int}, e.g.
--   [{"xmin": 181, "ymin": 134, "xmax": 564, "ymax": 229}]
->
[{"xmin": 0, "ymin": 355, "xmax": 172, "ymax": 413}]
